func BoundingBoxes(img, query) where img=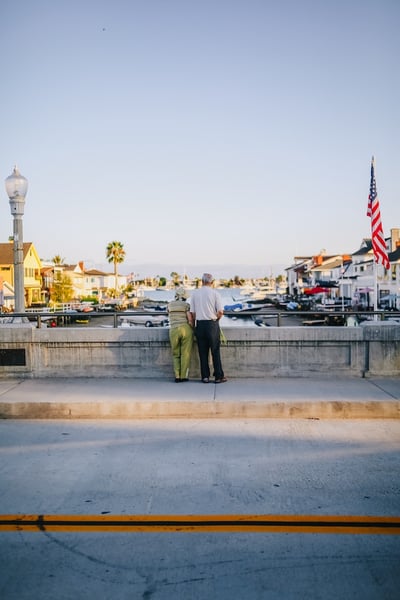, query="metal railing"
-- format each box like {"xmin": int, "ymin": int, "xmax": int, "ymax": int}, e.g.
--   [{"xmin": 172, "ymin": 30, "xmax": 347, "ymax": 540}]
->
[
  {"xmin": 226, "ymin": 309, "xmax": 389, "ymax": 327},
  {"xmin": 1, "ymin": 308, "xmax": 399, "ymax": 328}
]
